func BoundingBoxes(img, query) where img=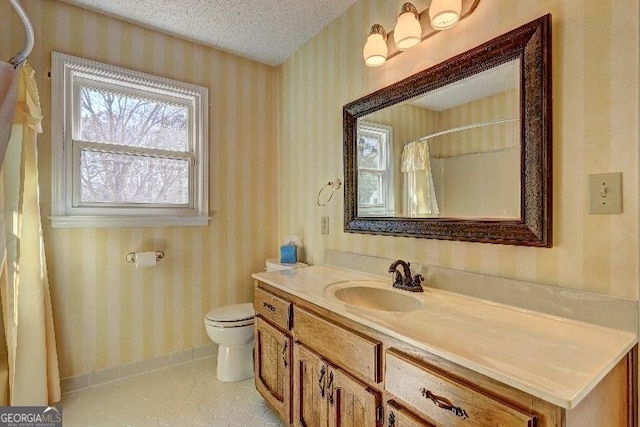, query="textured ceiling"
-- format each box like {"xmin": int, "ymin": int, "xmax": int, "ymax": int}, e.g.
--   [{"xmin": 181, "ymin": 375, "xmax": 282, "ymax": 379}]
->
[{"xmin": 59, "ymin": 0, "xmax": 359, "ymax": 66}]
